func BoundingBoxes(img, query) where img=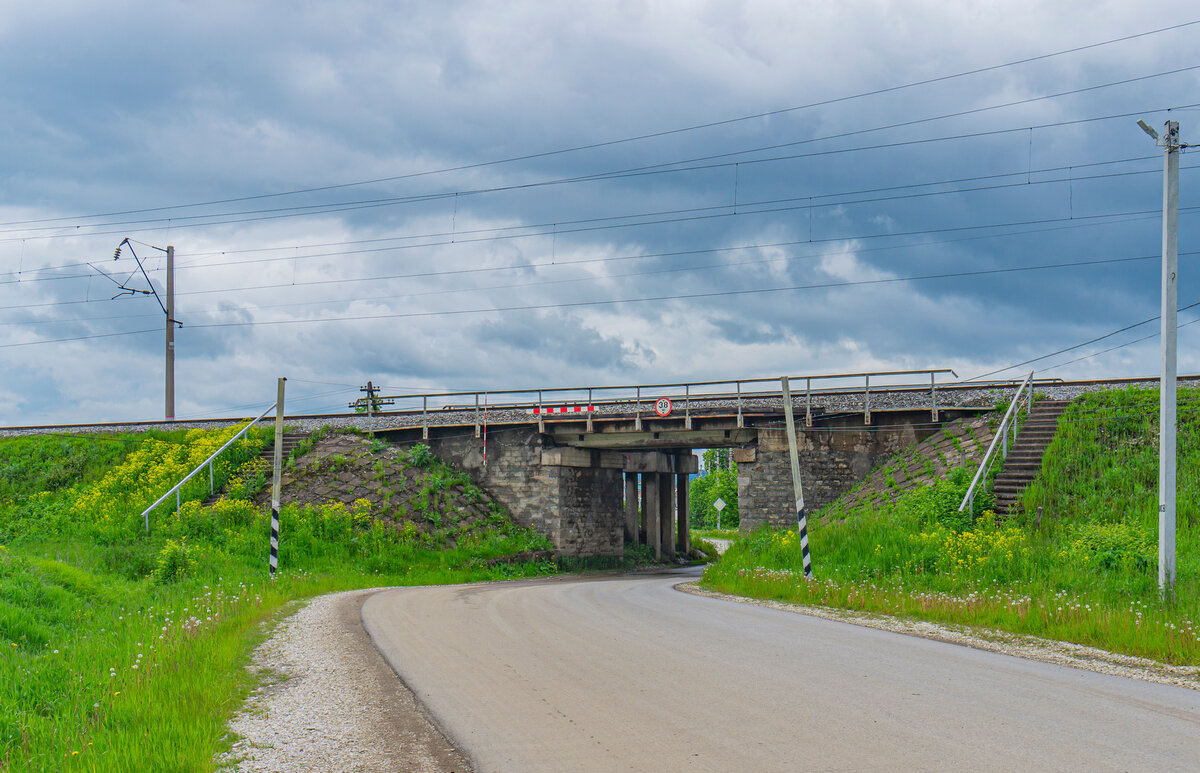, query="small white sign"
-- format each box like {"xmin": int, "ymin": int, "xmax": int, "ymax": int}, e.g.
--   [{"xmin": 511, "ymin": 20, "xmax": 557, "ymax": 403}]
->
[{"xmin": 714, "ymin": 498, "xmax": 726, "ymax": 511}]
